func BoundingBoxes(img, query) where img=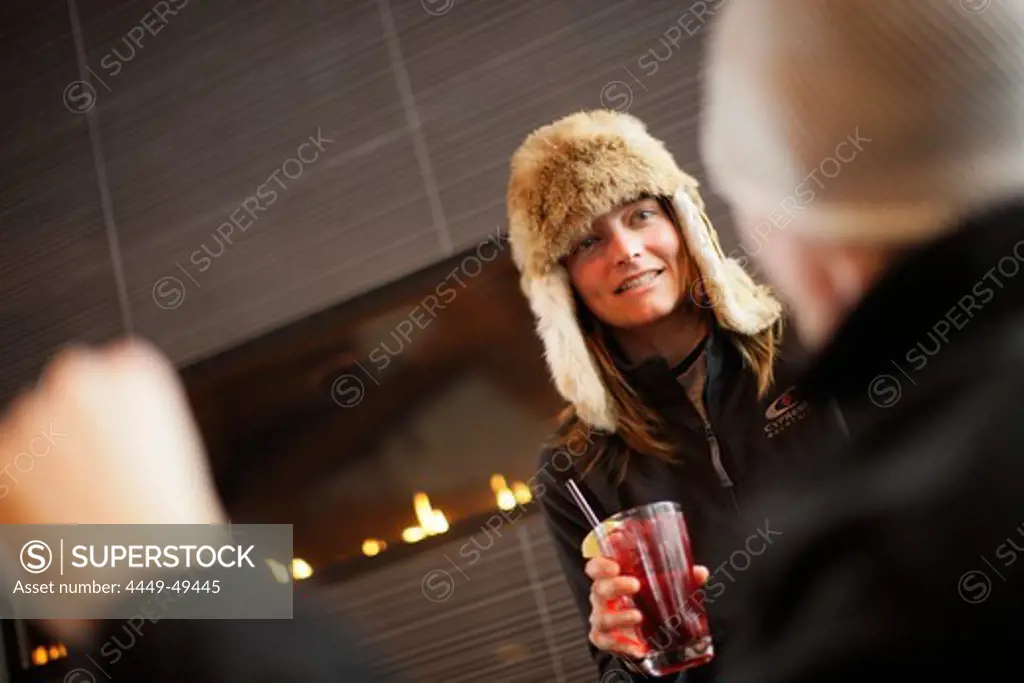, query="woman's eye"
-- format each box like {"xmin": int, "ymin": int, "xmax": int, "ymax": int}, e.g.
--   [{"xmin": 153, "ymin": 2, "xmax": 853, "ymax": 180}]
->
[
  {"xmin": 636, "ymin": 210, "xmax": 655, "ymax": 221},
  {"xmin": 576, "ymin": 236, "xmax": 599, "ymax": 252}
]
